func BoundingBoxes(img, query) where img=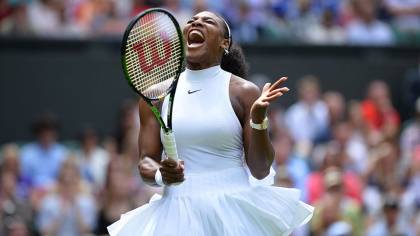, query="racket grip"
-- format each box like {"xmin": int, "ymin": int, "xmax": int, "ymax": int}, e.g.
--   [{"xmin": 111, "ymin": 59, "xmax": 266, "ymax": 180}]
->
[{"xmin": 162, "ymin": 131, "xmax": 179, "ymax": 161}]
